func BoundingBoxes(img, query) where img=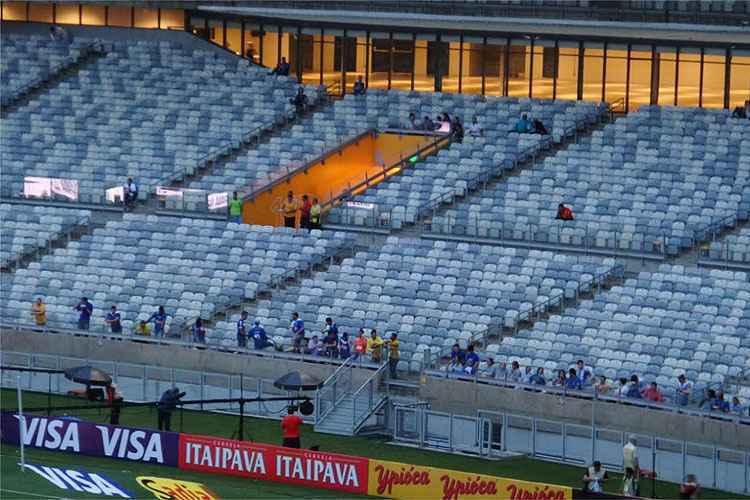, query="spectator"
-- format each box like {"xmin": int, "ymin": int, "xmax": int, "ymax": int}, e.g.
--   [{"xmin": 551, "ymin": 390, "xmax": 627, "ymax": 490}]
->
[
  {"xmin": 338, "ymin": 332, "xmax": 351, "ymax": 359},
  {"xmin": 408, "ymin": 112, "xmax": 419, "ymax": 130},
  {"xmin": 583, "ymin": 461, "xmax": 608, "ymax": 494},
  {"xmin": 552, "ymin": 369, "xmax": 567, "ymax": 387},
  {"xmin": 449, "ymin": 343, "xmax": 465, "ymax": 373},
  {"xmin": 625, "ymin": 375, "xmax": 642, "ymax": 399},
  {"xmin": 270, "ymin": 57, "xmax": 290, "ymax": 76},
  {"xmin": 157, "ymin": 387, "xmax": 185, "ymax": 431},
  {"xmin": 679, "ymin": 473, "xmax": 701, "ymax": 499},
  {"xmin": 31, "ymin": 297, "xmax": 46, "ymax": 327},
  {"xmin": 353, "ymin": 76, "xmax": 366, "ymax": 95},
  {"xmin": 595, "ymin": 376, "xmax": 612, "ymax": 395},
  {"xmin": 290, "ymin": 312, "xmax": 305, "ymax": 353},
  {"xmin": 310, "ymin": 198, "xmax": 322, "ymax": 229},
  {"xmin": 229, "ymin": 192, "xmax": 243, "ymax": 223},
  {"xmin": 622, "ymin": 467, "xmax": 637, "ymax": 497},
  {"xmin": 565, "ymin": 368, "xmax": 583, "ymax": 390},
  {"xmin": 530, "ymin": 367, "xmax": 546, "ymax": 385},
  {"xmin": 49, "ymin": 25, "xmax": 69, "ymax": 43},
  {"xmin": 712, "ymin": 391, "xmax": 730, "ymax": 412},
  {"xmin": 135, "ymin": 320, "xmax": 151, "ymax": 336},
  {"xmin": 731, "ymin": 106, "xmax": 747, "ymax": 119},
  {"xmin": 291, "ymin": 87, "xmax": 308, "ymax": 114},
  {"xmin": 300, "ymin": 194, "xmax": 312, "ymax": 230},
  {"xmin": 676, "ymin": 374, "xmax": 693, "ymax": 406},
  {"xmin": 105, "ymin": 305, "xmax": 122, "ymax": 334},
  {"xmin": 555, "ymin": 203, "xmax": 574, "ymax": 221},
  {"xmin": 387, "ymin": 333, "xmax": 400, "ymax": 378},
  {"xmin": 468, "ymin": 116, "xmax": 483, "ymax": 137},
  {"xmin": 514, "ymin": 113, "xmax": 531, "ymax": 133},
  {"xmin": 699, "ymin": 388, "xmax": 717, "ymax": 409},
  {"xmin": 452, "ymin": 116, "xmax": 464, "ymax": 143},
  {"xmin": 422, "ymin": 115, "xmax": 435, "ymax": 131},
  {"xmin": 482, "ymin": 356, "xmax": 500, "ymax": 378},
  {"xmin": 575, "ymin": 360, "xmax": 592, "ymax": 386},
  {"xmin": 508, "ymin": 361, "xmax": 523, "ymax": 383},
  {"xmin": 623, "ymin": 438, "xmax": 640, "ymax": 478},
  {"xmin": 306, "ymin": 335, "xmax": 321, "ymax": 356},
  {"xmin": 367, "ymin": 329, "xmax": 384, "ymax": 363},
  {"xmin": 731, "ymin": 396, "xmax": 746, "ymax": 416},
  {"xmin": 642, "ymin": 382, "xmax": 664, "ymax": 402},
  {"xmin": 532, "ymin": 118, "xmax": 549, "ymax": 135},
  {"xmin": 249, "ymin": 320, "xmax": 274, "ymax": 350},
  {"xmin": 352, "ymin": 329, "xmax": 367, "ymax": 360},
  {"xmin": 106, "ymin": 383, "xmax": 123, "ymax": 425},
  {"xmin": 147, "ymin": 306, "xmax": 167, "ymax": 338},
  {"xmin": 192, "ymin": 318, "xmax": 206, "ymax": 344},
  {"xmin": 438, "ymin": 113, "xmax": 452, "ymax": 133},
  {"xmin": 322, "ymin": 317, "xmax": 339, "ymax": 358},
  {"xmin": 281, "ymin": 406, "xmax": 303, "ymax": 448},
  {"xmin": 282, "ymin": 191, "xmax": 298, "ymax": 229},
  {"xmin": 463, "ymin": 344, "xmax": 479, "ymax": 375},
  {"xmin": 237, "ymin": 311, "xmax": 249, "ymax": 348},
  {"xmin": 618, "ymin": 377, "xmax": 631, "ymax": 397},
  {"xmin": 522, "ymin": 366, "xmax": 534, "ymax": 384},
  {"xmin": 74, "ymin": 297, "xmax": 93, "ymax": 330},
  {"xmin": 125, "ymin": 177, "xmax": 138, "ymax": 210}
]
